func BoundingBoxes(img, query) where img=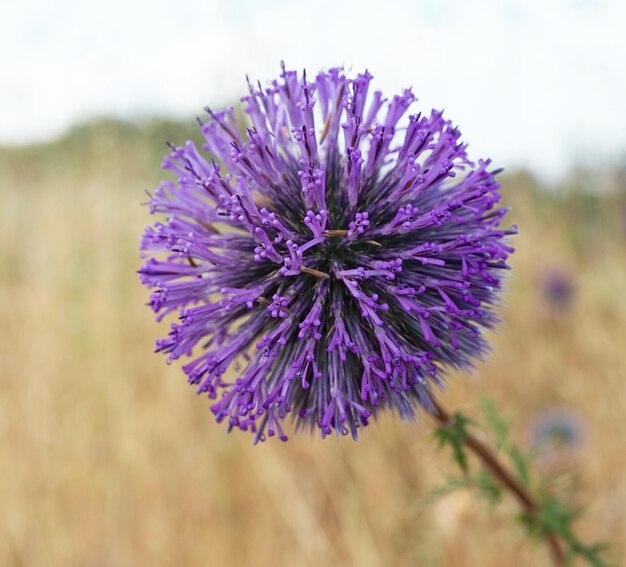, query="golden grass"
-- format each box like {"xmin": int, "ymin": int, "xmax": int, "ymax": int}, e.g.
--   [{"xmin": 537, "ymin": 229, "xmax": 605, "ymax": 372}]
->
[{"xmin": 0, "ymin": 126, "xmax": 624, "ymax": 566}]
